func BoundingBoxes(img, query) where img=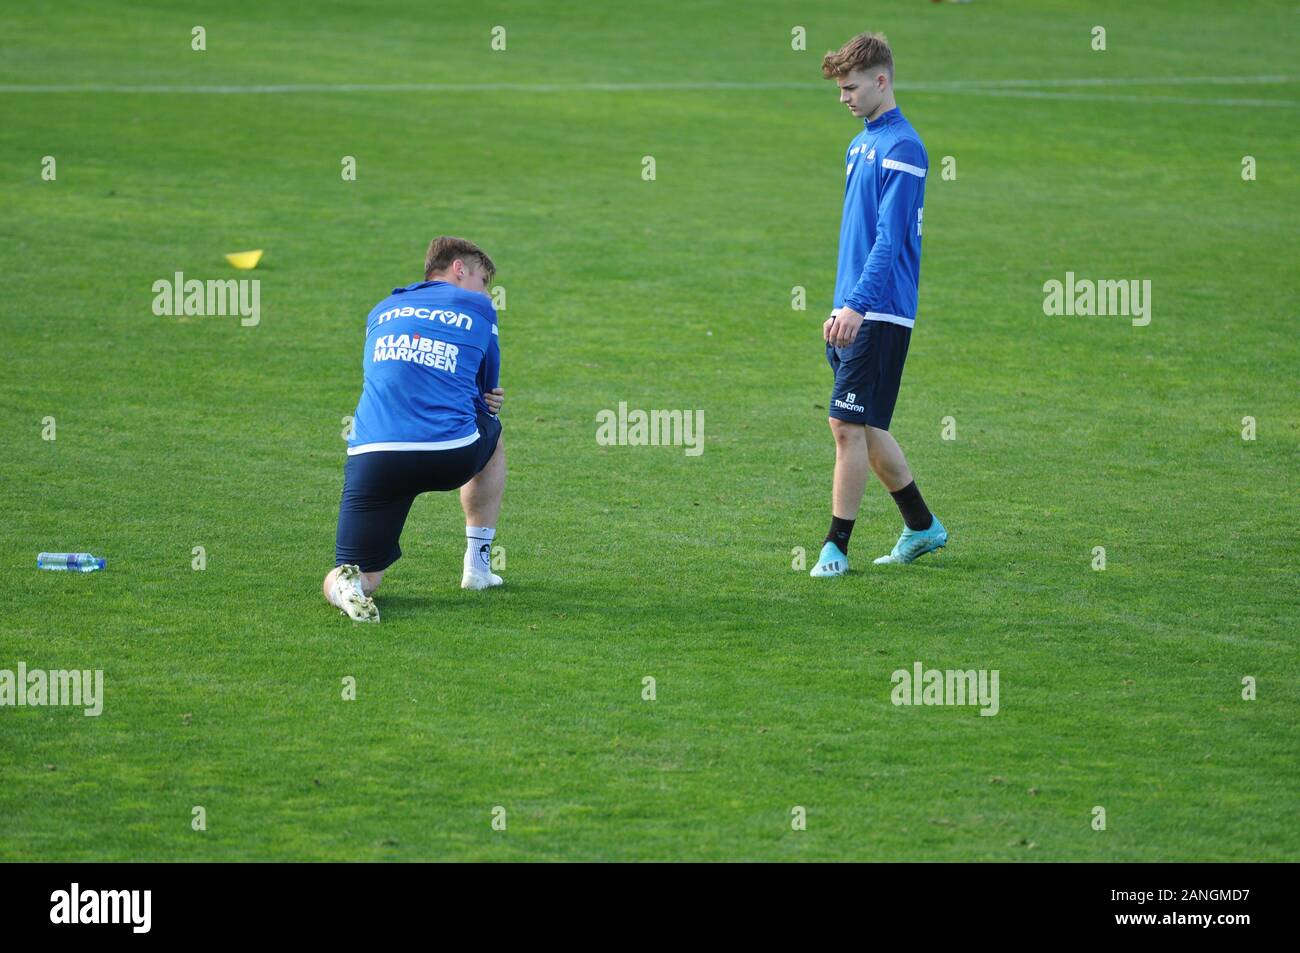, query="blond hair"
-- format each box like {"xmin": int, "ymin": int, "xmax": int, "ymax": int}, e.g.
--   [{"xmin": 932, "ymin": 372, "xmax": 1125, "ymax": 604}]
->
[
  {"xmin": 423, "ymin": 236, "xmax": 496, "ymax": 283},
  {"xmin": 822, "ymin": 32, "xmax": 894, "ymax": 80}
]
